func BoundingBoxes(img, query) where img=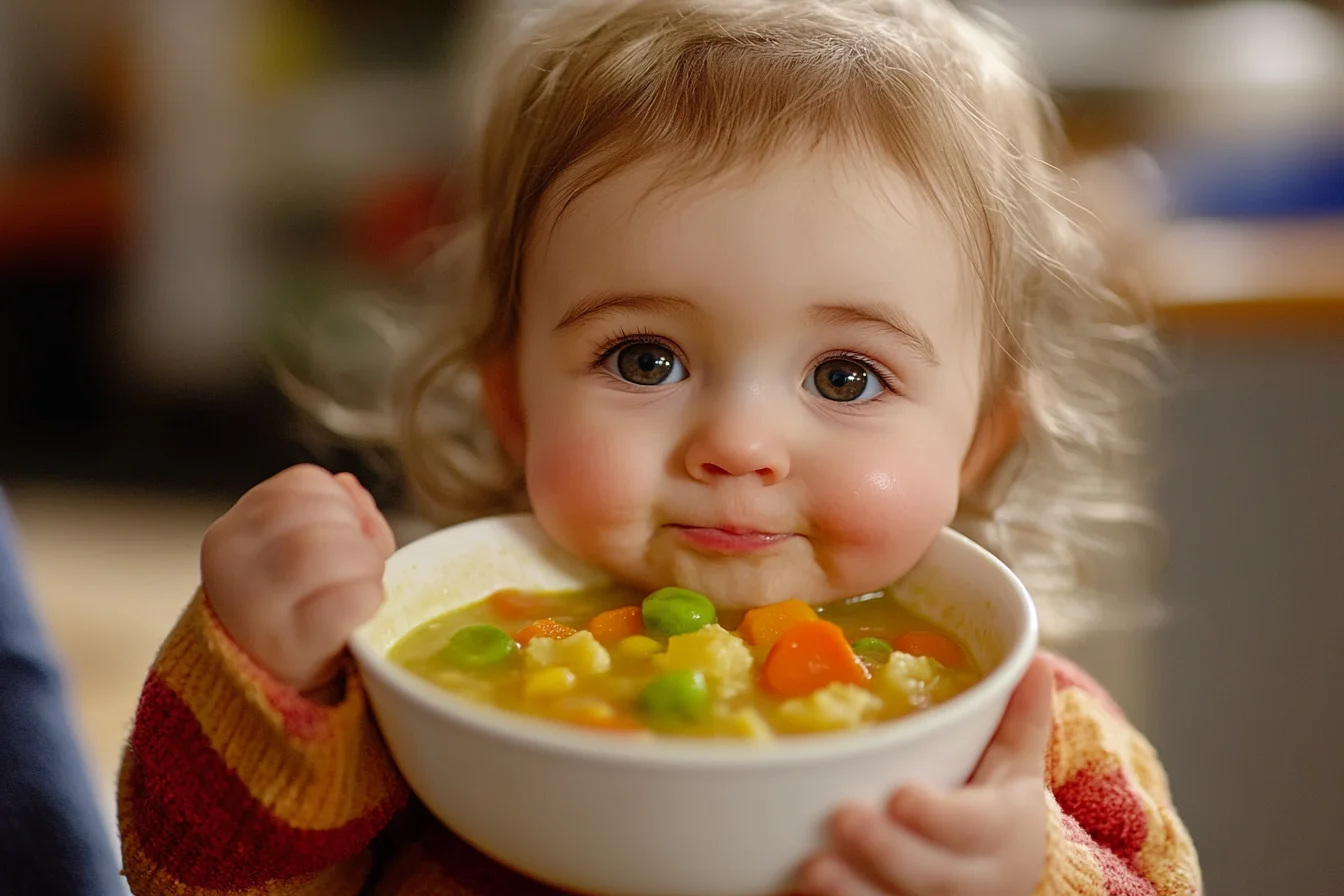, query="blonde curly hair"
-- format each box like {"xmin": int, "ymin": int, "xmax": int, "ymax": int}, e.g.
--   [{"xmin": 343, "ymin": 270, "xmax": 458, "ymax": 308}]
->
[{"xmin": 294, "ymin": 0, "xmax": 1159, "ymax": 642}]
